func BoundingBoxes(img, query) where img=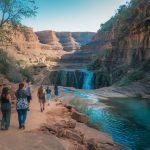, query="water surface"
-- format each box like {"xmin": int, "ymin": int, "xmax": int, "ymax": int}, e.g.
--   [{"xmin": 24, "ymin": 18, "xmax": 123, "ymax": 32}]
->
[{"xmin": 64, "ymin": 89, "xmax": 150, "ymax": 150}]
